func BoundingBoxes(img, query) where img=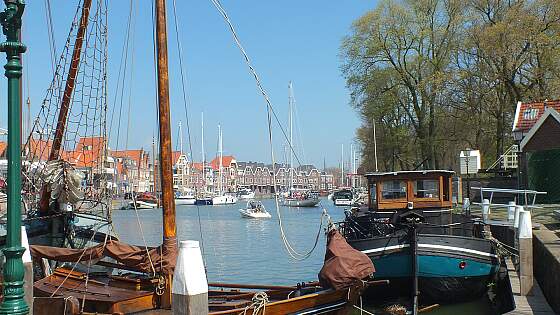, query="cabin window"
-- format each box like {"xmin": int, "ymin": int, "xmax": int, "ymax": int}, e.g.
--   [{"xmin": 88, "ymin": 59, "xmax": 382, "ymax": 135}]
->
[
  {"xmin": 369, "ymin": 183, "xmax": 377, "ymax": 207},
  {"xmin": 413, "ymin": 180, "xmax": 439, "ymax": 199},
  {"xmin": 381, "ymin": 180, "xmax": 407, "ymax": 199},
  {"xmin": 443, "ymin": 177, "xmax": 450, "ymax": 201}
]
